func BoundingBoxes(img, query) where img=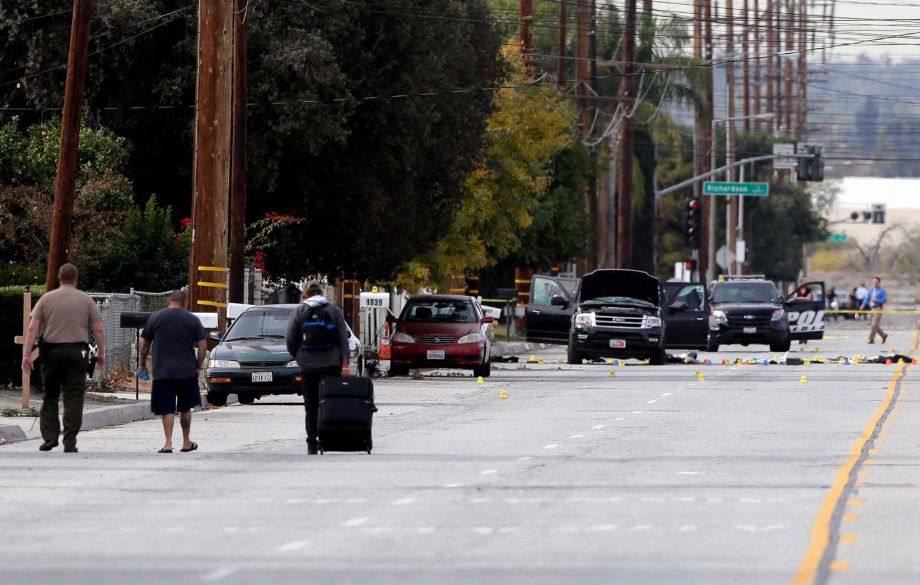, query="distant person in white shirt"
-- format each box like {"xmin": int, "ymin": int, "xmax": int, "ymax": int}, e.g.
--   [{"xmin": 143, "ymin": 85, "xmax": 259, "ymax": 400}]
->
[{"xmin": 855, "ymin": 283, "xmax": 868, "ymax": 320}]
